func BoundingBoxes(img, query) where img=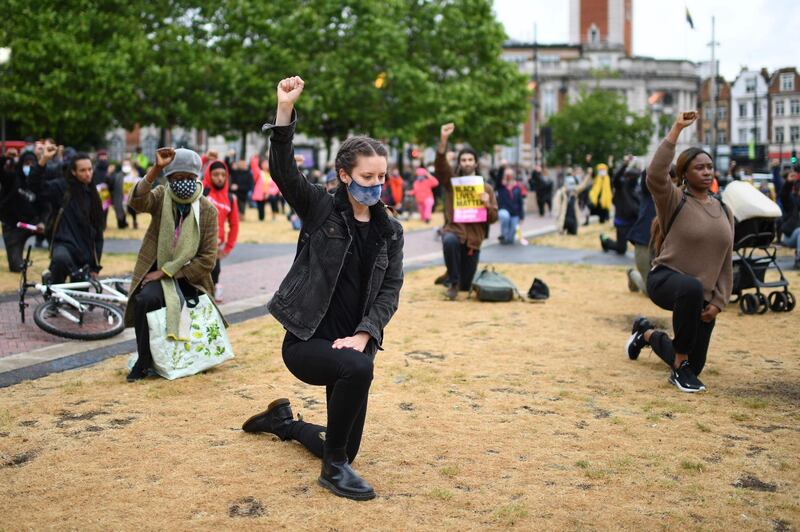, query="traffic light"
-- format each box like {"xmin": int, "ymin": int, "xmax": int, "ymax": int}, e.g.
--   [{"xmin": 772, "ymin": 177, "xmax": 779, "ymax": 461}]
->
[{"xmin": 792, "ymin": 149, "xmax": 798, "ymax": 166}]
